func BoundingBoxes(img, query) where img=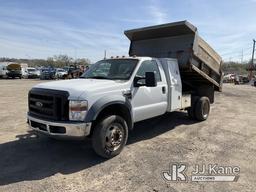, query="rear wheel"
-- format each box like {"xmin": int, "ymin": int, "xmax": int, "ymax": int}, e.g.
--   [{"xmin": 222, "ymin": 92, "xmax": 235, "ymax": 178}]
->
[
  {"xmin": 187, "ymin": 96, "xmax": 199, "ymax": 120},
  {"xmin": 92, "ymin": 115, "xmax": 128, "ymax": 158},
  {"xmin": 187, "ymin": 107, "xmax": 195, "ymax": 119},
  {"xmin": 195, "ymin": 97, "xmax": 210, "ymax": 121}
]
